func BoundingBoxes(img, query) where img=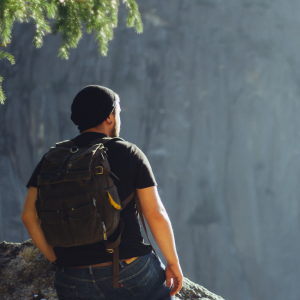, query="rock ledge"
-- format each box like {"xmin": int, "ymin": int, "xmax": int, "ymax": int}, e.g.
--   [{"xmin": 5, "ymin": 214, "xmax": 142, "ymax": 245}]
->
[{"xmin": 0, "ymin": 240, "xmax": 225, "ymax": 300}]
